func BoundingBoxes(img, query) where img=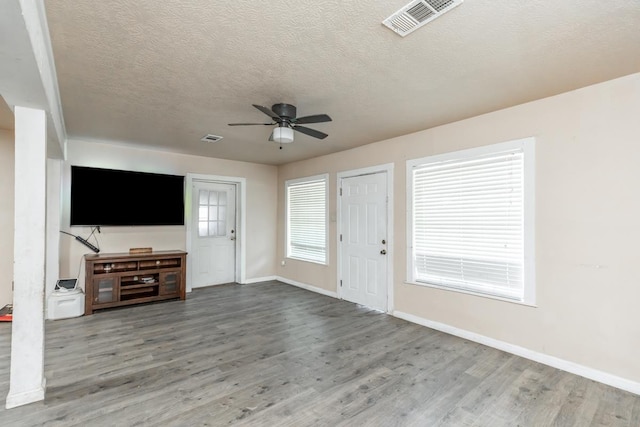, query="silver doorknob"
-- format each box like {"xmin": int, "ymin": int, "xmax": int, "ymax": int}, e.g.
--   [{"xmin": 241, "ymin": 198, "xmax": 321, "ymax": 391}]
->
[{"xmin": 380, "ymin": 249, "xmax": 387, "ymax": 255}]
